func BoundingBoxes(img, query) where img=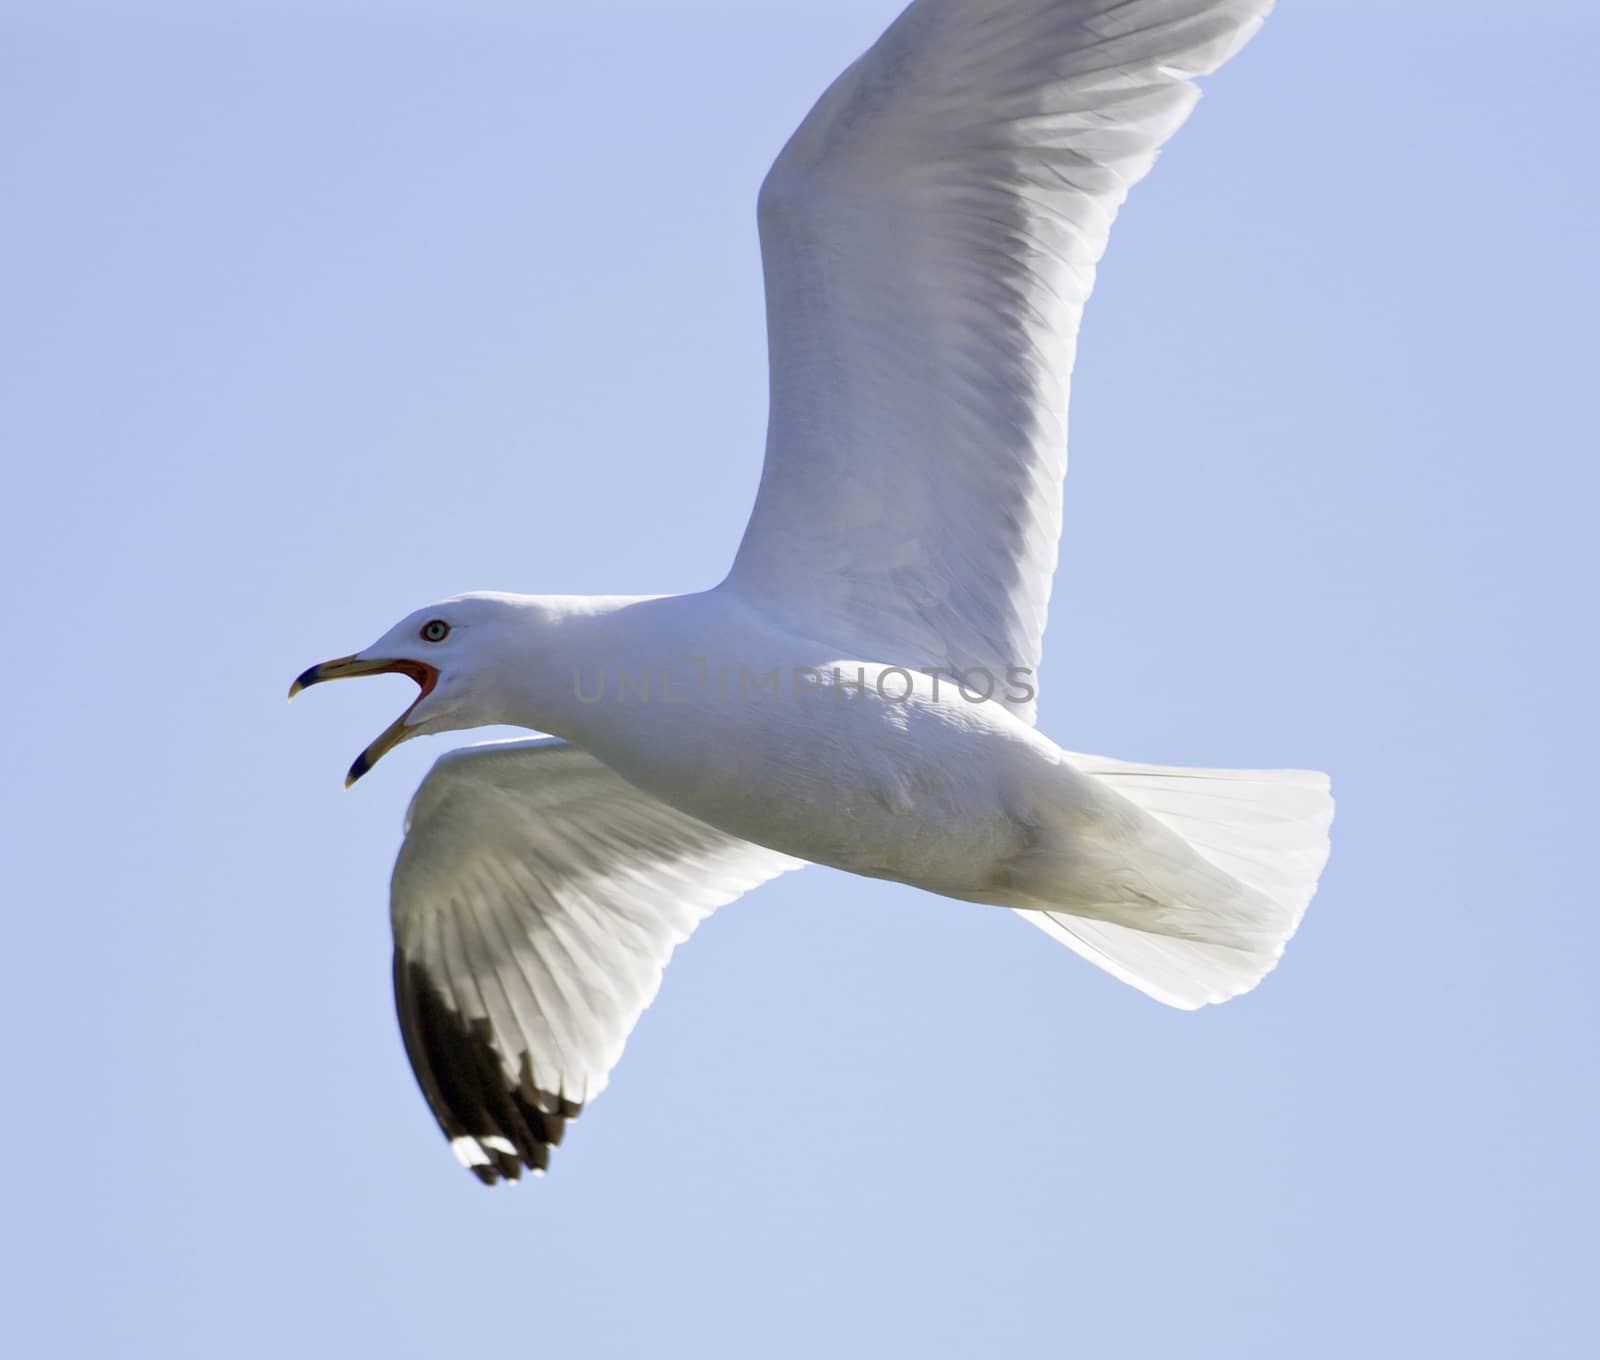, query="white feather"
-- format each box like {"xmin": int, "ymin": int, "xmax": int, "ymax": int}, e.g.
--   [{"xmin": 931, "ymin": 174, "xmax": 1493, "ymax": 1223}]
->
[
  {"xmin": 729, "ymin": 0, "xmax": 1276, "ymax": 723},
  {"xmin": 1020, "ymin": 753, "xmax": 1333, "ymax": 1008},
  {"xmin": 392, "ymin": 739, "xmax": 800, "ymax": 1125}
]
